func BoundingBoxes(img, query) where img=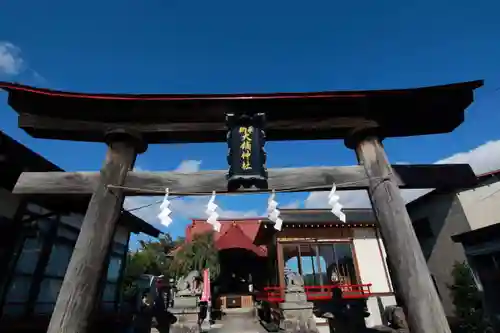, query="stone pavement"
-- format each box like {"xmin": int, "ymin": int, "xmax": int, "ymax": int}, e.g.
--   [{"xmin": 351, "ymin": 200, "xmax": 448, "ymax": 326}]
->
[
  {"xmin": 150, "ymin": 313, "xmax": 267, "ymax": 333},
  {"xmin": 207, "ymin": 314, "xmax": 267, "ymax": 333}
]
